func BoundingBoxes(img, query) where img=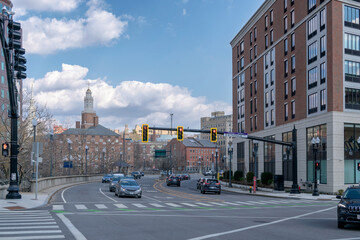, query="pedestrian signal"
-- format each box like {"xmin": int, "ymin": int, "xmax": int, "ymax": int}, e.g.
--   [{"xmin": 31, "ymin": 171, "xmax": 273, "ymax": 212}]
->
[
  {"xmin": 211, "ymin": 128, "xmax": 217, "ymax": 142},
  {"xmin": 315, "ymin": 162, "xmax": 320, "ymax": 170},
  {"xmin": 2, "ymin": 143, "xmax": 9, "ymax": 157}
]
